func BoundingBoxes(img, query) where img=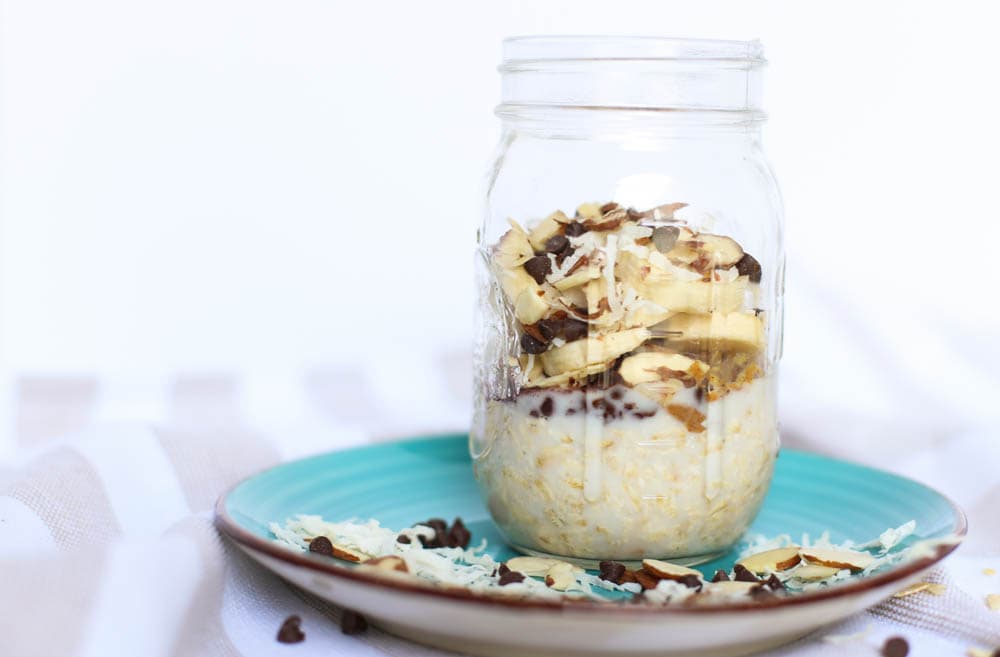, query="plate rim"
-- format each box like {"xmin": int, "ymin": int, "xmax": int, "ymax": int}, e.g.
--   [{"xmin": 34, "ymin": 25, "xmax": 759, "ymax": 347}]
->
[{"xmin": 214, "ymin": 433, "xmax": 967, "ymax": 615}]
